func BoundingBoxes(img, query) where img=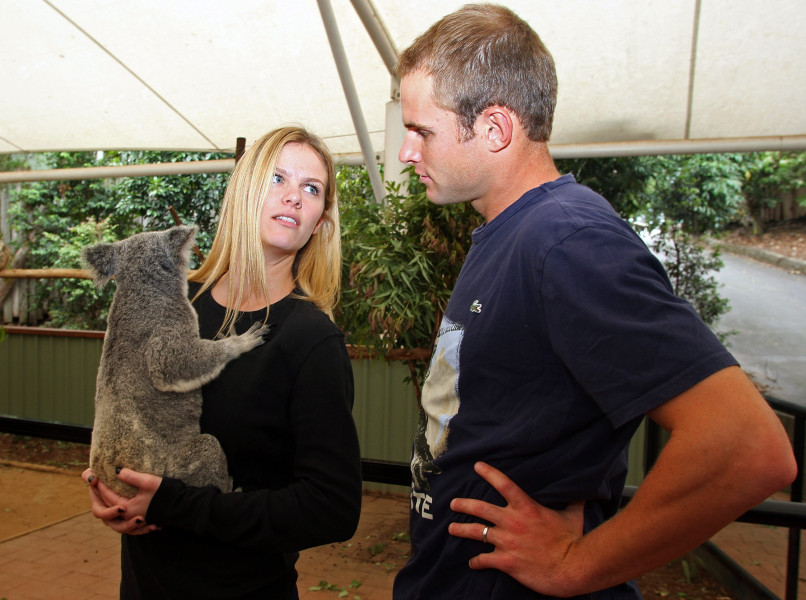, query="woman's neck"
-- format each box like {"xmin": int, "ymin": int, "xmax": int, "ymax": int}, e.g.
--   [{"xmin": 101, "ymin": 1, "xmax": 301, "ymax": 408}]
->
[{"xmin": 211, "ymin": 265, "xmax": 295, "ymax": 311}]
